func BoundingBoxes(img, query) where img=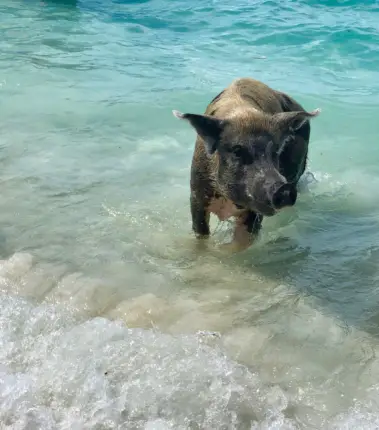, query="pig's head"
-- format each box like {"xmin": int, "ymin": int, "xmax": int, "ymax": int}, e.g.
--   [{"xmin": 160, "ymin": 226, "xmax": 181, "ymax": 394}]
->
[{"xmin": 173, "ymin": 108, "xmax": 320, "ymax": 216}]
